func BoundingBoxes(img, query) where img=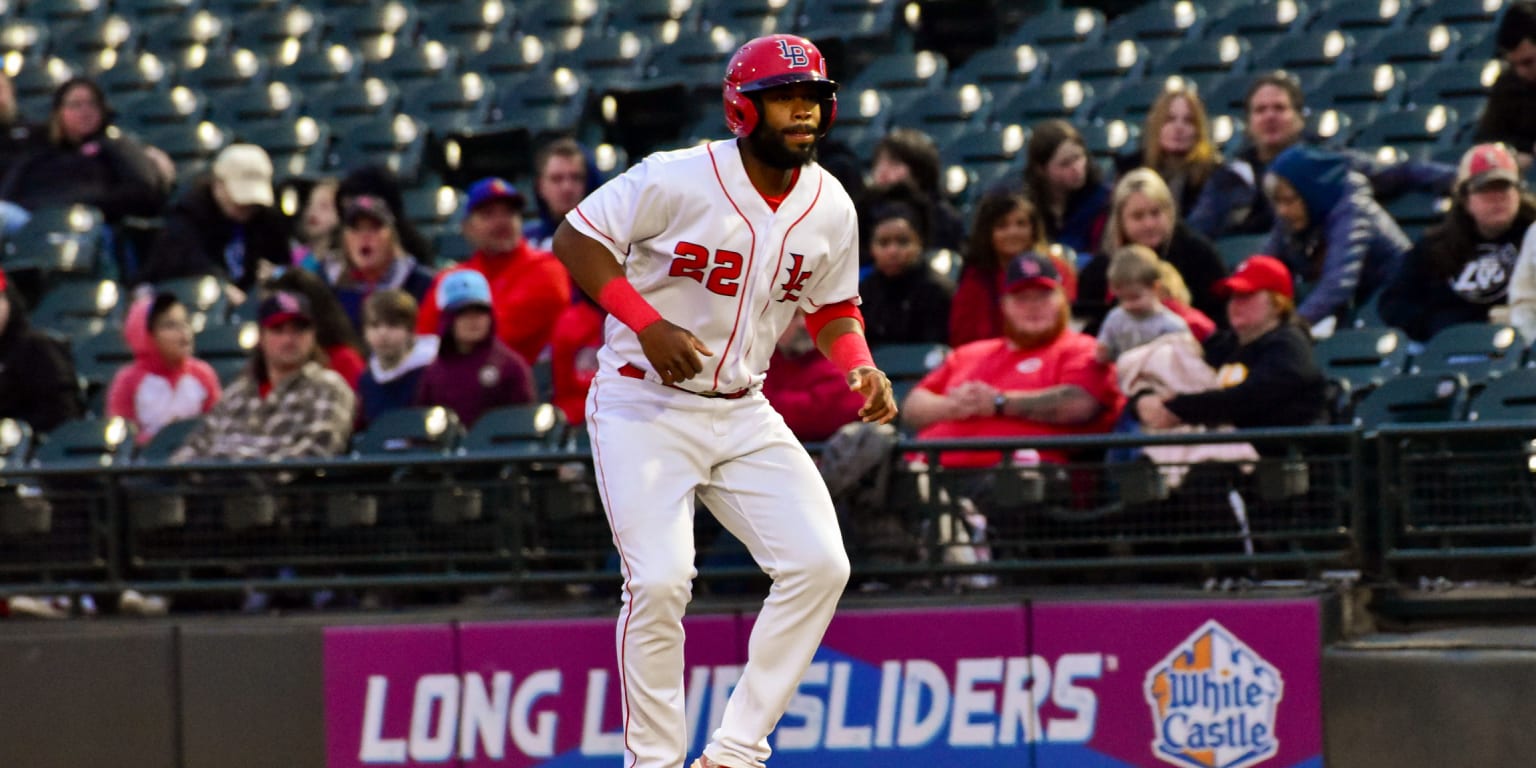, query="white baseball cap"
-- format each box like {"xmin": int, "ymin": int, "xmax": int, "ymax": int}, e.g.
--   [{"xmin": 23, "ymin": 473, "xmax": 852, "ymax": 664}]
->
[{"xmin": 211, "ymin": 143, "xmax": 275, "ymax": 207}]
